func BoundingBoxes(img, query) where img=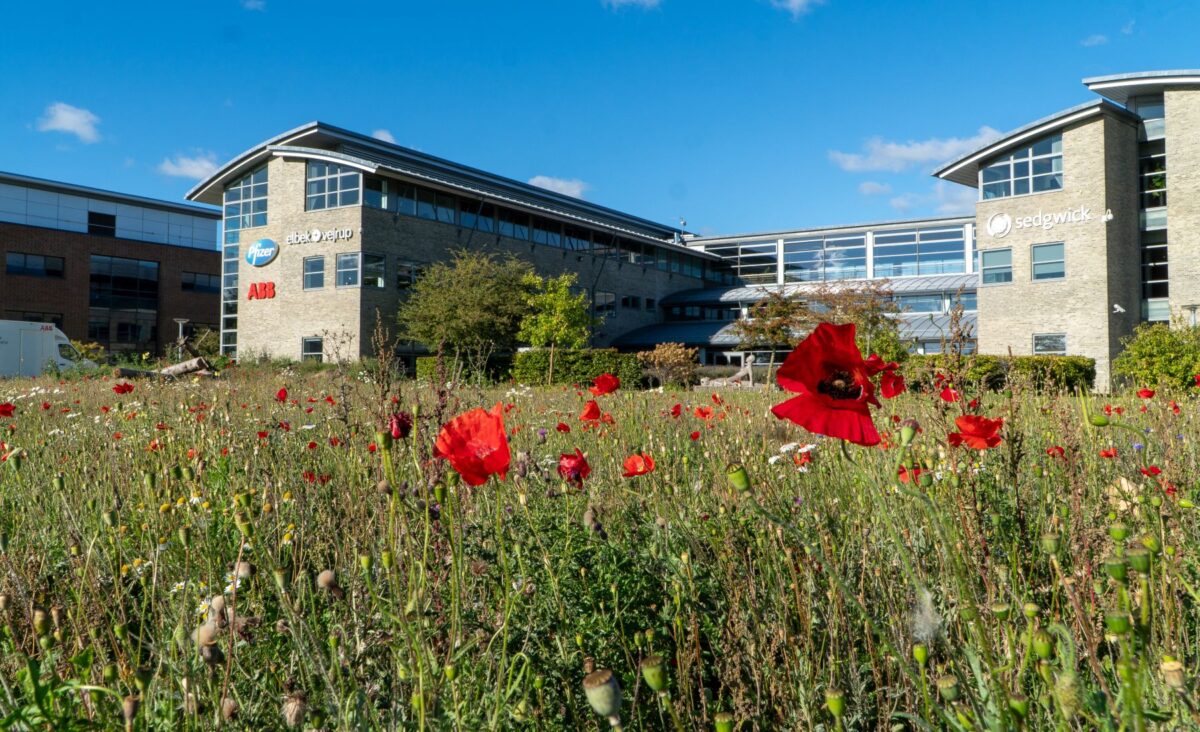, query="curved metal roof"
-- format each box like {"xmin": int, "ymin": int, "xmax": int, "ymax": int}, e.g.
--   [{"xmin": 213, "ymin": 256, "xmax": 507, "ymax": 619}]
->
[
  {"xmin": 1083, "ymin": 69, "xmax": 1200, "ymax": 105},
  {"xmin": 661, "ymin": 273, "xmax": 978, "ymax": 306}
]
